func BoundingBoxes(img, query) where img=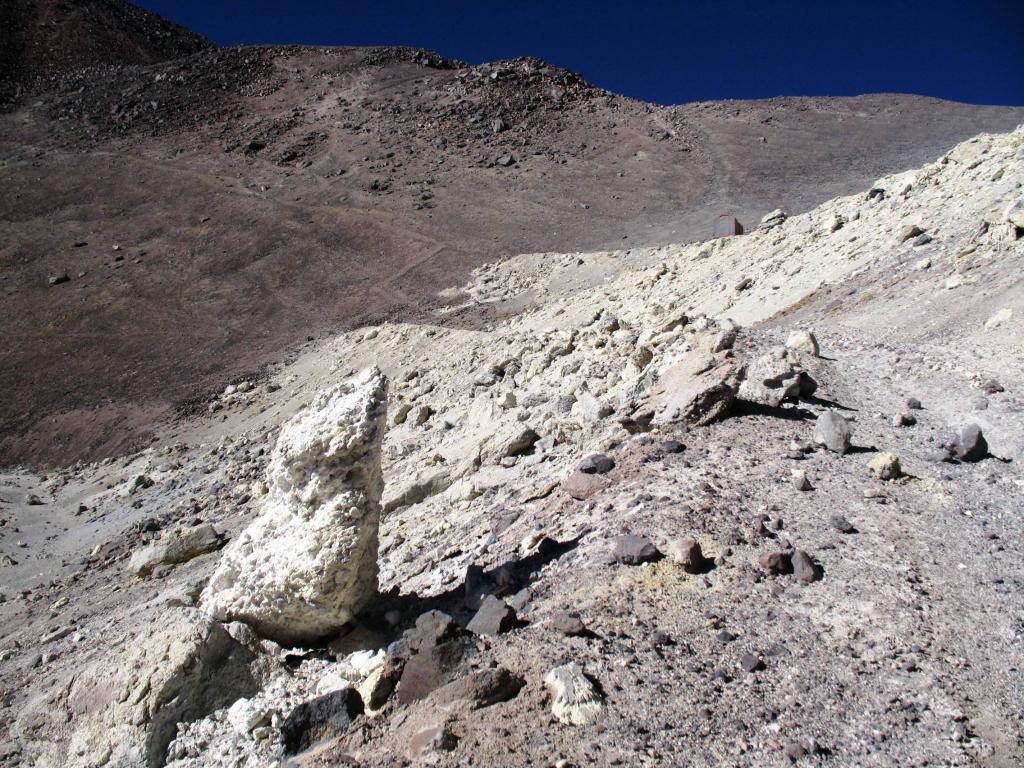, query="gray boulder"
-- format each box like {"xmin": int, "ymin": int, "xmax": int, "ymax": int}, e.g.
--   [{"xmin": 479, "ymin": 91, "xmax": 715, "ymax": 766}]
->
[
  {"xmin": 611, "ymin": 535, "xmax": 660, "ymax": 565},
  {"xmin": 466, "ymin": 595, "xmax": 517, "ymax": 636},
  {"xmin": 739, "ymin": 348, "xmax": 807, "ymax": 408},
  {"xmin": 814, "ymin": 410, "xmax": 852, "ymax": 454},
  {"xmin": 956, "ymin": 424, "xmax": 988, "ymax": 462}
]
